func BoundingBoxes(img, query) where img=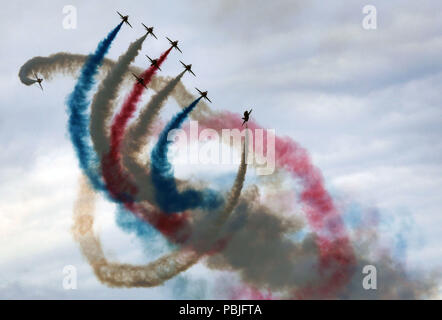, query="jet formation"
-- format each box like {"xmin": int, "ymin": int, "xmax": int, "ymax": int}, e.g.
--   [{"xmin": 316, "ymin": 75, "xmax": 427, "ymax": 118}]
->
[{"xmin": 32, "ymin": 11, "xmax": 254, "ymax": 124}]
